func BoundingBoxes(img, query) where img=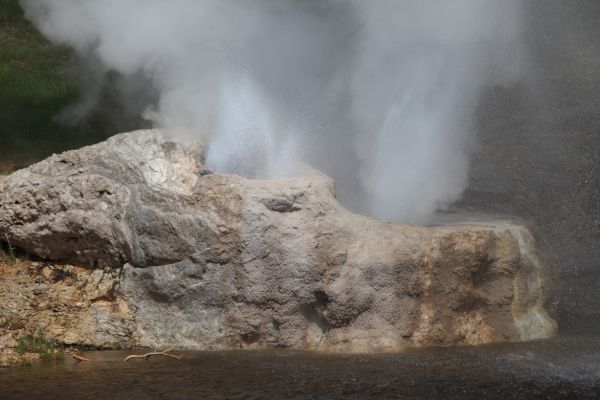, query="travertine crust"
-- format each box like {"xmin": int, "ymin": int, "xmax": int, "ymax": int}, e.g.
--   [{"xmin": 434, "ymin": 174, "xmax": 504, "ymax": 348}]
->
[{"xmin": 0, "ymin": 130, "xmax": 557, "ymax": 352}]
